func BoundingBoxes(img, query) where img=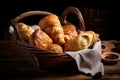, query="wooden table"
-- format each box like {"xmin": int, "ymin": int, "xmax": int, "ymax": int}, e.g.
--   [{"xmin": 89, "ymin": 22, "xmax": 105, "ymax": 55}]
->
[{"xmin": 0, "ymin": 40, "xmax": 120, "ymax": 80}]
